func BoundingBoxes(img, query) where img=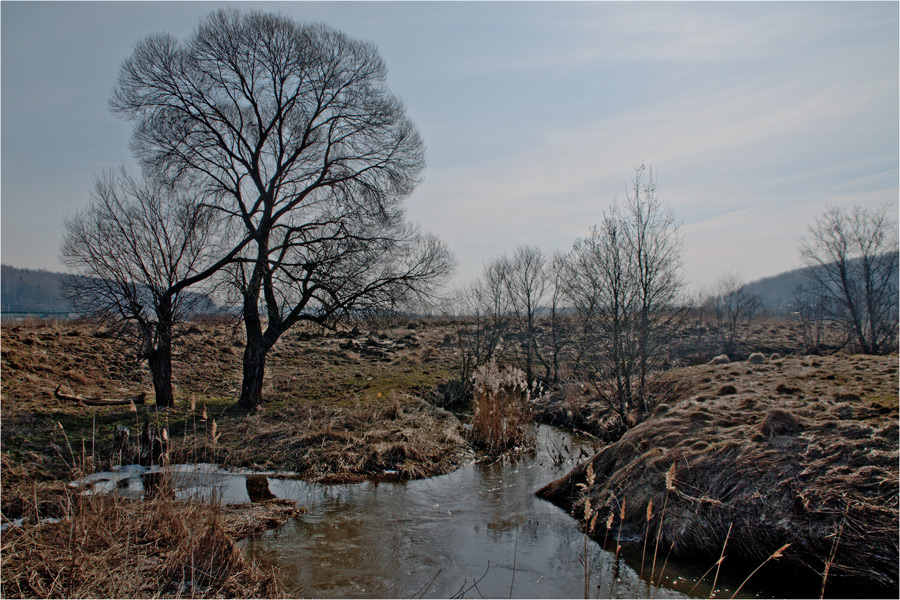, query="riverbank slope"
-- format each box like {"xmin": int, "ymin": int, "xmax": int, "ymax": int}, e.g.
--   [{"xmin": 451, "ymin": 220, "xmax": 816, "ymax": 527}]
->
[{"xmin": 537, "ymin": 352, "xmax": 898, "ymax": 597}]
